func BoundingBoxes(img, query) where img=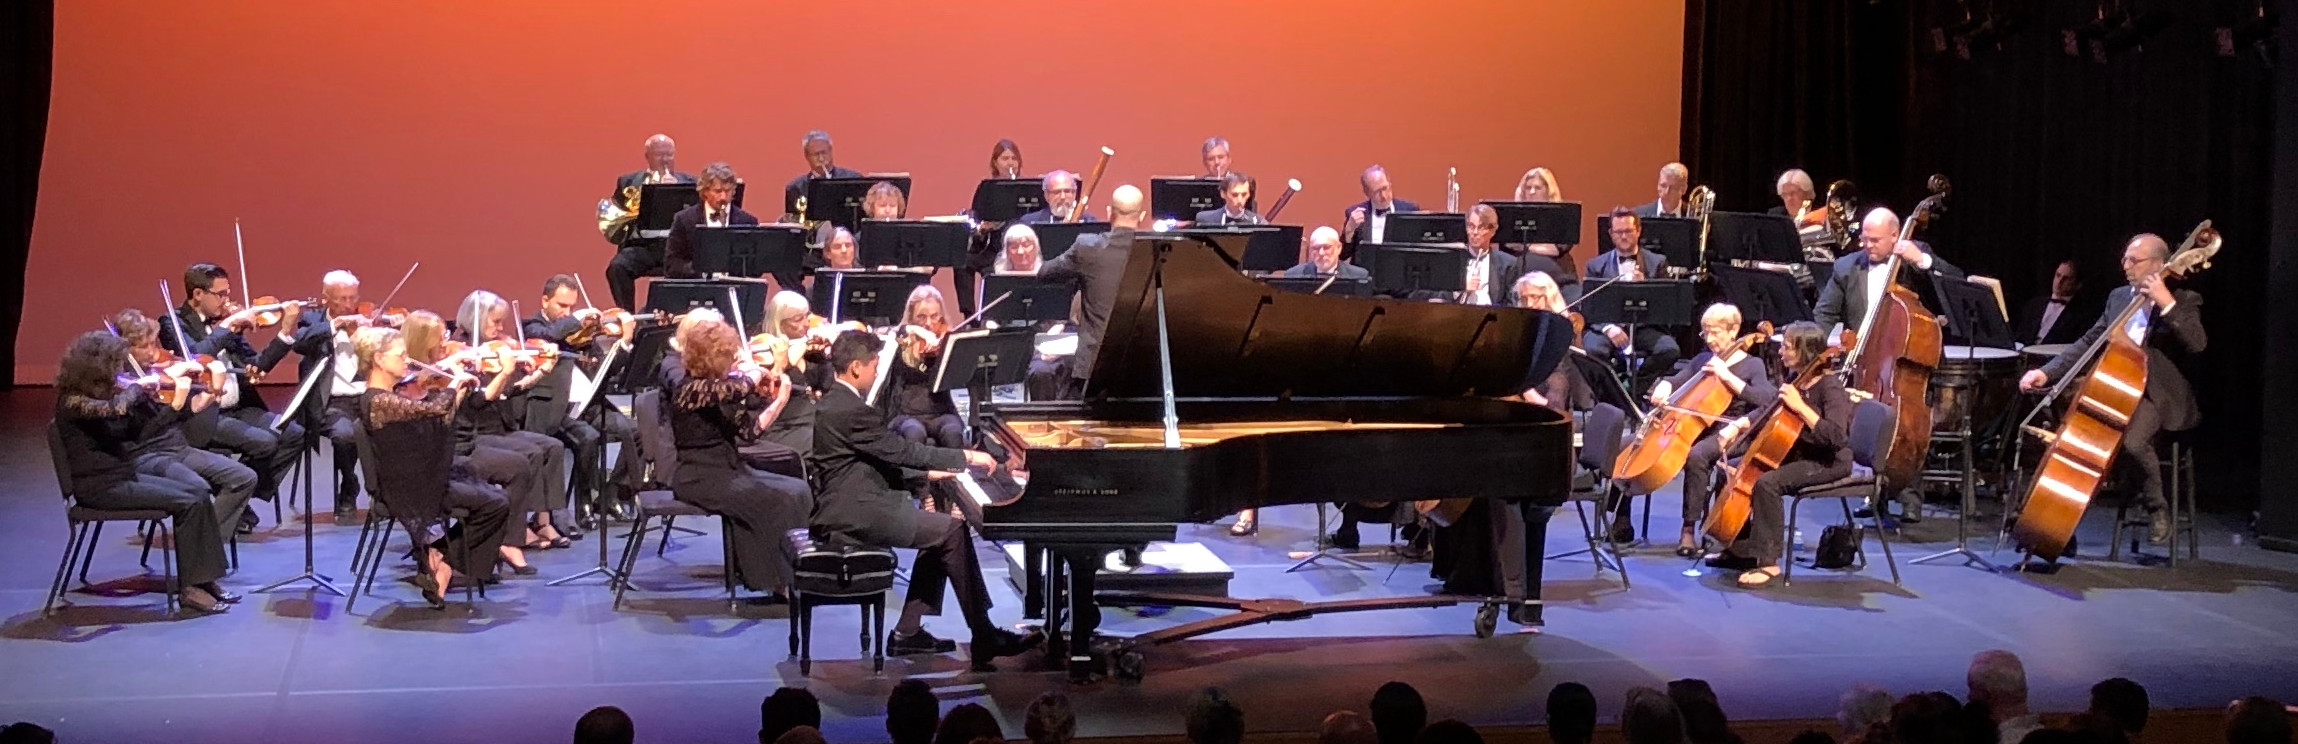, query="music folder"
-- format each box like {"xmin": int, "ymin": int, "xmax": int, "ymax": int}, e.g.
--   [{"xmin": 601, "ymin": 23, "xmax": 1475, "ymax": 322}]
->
[
  {"xmin": 1706, "ymin": 211, "xmax": 1804, "ymax": 264},
  {"xmin": 644, "ymin": 279, "xmax": 768, "ymax": 333},
  {"xmin": 929, "ymin": 327, "xmax": 1039, "ymax": 393},
  {"xmin": 1358, "ymin": 242, "xmax": 1469, "ymax": 297},
  {"xmin": 1576, "ymin": 279, "xmax": 1697, "ymax": 329},
  {"xmin": 807, "ymin": 269, "xmax": 929, "ymax": 326},
  {"xmin": 978, "ymin": 274, "xmax": 1076, "ymax": 325},
  {"xmin": 1150, "ymin": 177, "xmax": 1223, "ymax": 222},
  {"xmin": 971, "ymin": 178, "xmax": 1046, "ymax": 223},
  {"xmin": 1481, "ymin": 201, "xmax": 1582, "ymax": 246},
  {"xmin": 1383, "ymin": 212, "xmax": 1468, "ymax": 245},
  {"xmin": 801, "ymin": 176, "xmax": 913, "ymax": 232},
  {"xmin": 857, "ymin": 220, "xmax": 969, "ymax": 268},
  {"xmin": 693, "ymin": 225, "xmax": 808, "ymax": 288},
  {"xmin": 1933, "ymin": 275, "xmax": 2015, "ymax": 349},
  {"xmin": 1031, "ymin": 221, "xmax": 1112, "ymax": 261}
]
